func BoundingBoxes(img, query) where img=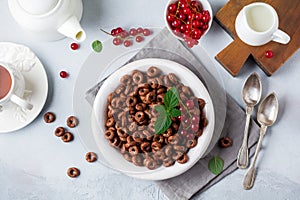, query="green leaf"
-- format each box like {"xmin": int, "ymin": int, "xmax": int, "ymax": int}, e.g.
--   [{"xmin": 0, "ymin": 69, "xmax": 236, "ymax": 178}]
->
[
  {"xmin": 154, "ymin": 105, "xmax": 172, "ymax": 134},
  {"xmin": 170, "ymin": 108, "xmax": 181, "ymax": 117},
  {"xmin": 208, "ymin": 156, "xmax": 224, "ymax": 175},
  {"xmin": 164, "ymin": 87, "xmax": 180, "ymax": 109},
  {"xmin": 92, "ymin": 40, "xmax": 103, "ymax": 53}
]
